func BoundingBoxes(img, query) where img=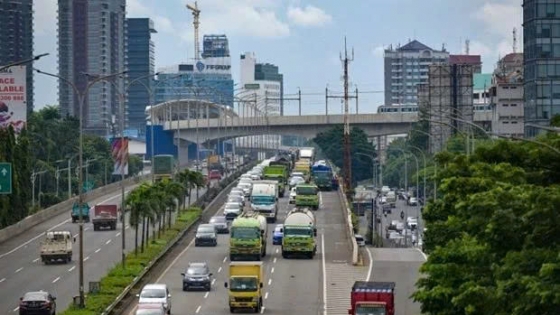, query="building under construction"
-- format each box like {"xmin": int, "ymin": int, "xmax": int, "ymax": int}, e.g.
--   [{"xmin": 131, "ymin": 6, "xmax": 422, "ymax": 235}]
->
[{"xmin": 418, "ymin": 64, "xmax": 475, "ymax": 153}]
